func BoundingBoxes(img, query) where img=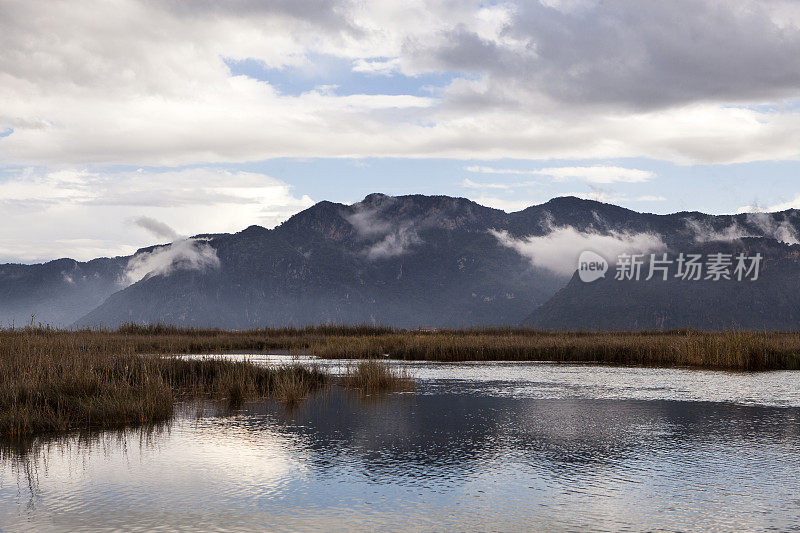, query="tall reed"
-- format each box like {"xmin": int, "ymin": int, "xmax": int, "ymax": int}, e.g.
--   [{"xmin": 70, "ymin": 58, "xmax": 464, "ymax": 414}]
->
[
  {"xmin": 342, "ymin": 360, "xmax": 414, "ymax": 394},
  {"xmin": 0, "ymin": 333, "xmax": 328, "ymax": 437},
  {"xmin": 3, "ymin": 325, "xmax": 798, "ymax": 438},
  {"xmin": 3, "ymin": 326, "xmax": 799, "ymax": 371}
]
